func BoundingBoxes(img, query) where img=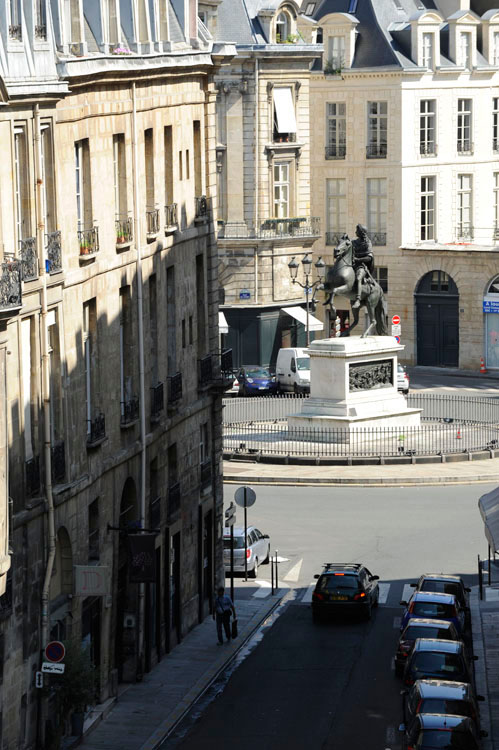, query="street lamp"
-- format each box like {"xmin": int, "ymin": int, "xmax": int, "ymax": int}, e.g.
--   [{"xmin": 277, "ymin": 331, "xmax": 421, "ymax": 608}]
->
[{"xmin": 288, "ymin": 254, "xmax": 326, "ymax": 346}]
